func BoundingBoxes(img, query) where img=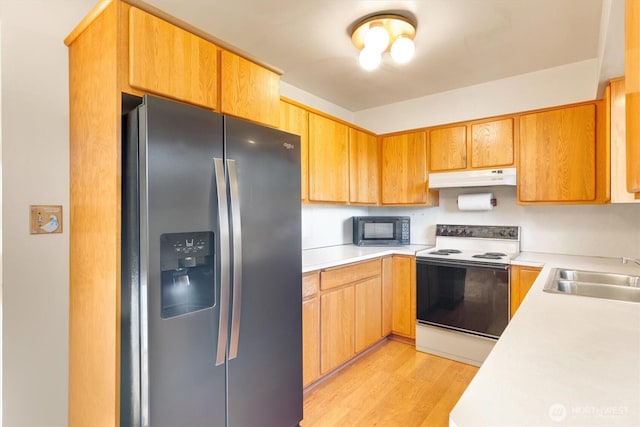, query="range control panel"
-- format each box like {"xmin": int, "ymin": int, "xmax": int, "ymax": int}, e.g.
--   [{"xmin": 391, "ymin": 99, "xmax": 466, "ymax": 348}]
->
[{"xmin": 435, "ymin": 224, "xmax": 519, "ymax": 240}]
